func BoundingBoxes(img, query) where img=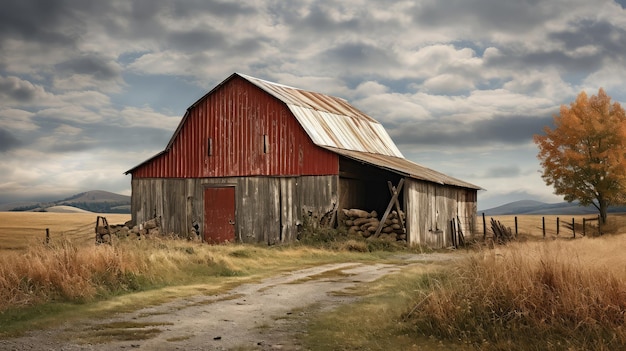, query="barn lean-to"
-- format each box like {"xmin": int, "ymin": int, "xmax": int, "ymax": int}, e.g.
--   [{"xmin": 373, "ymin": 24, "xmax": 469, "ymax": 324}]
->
[{"xmin": 125, "ymin": 73, "xmax": 481, "ymax": 248}]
